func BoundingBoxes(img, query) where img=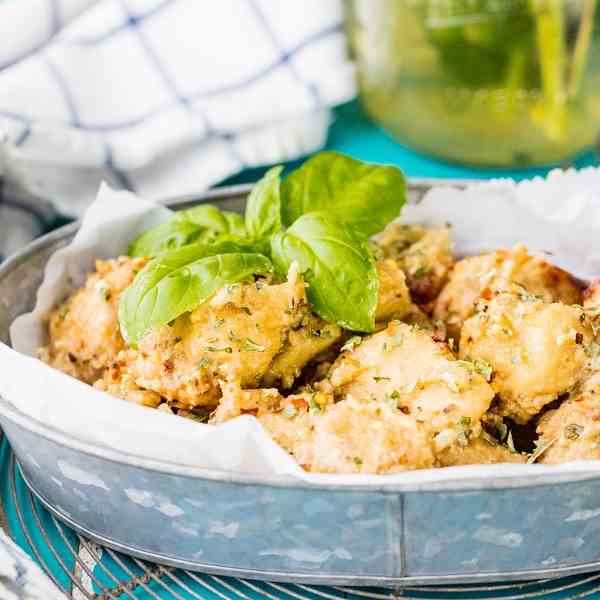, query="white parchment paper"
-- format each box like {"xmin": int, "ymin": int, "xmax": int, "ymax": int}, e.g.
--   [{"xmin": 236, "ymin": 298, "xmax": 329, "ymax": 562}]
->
[{"xmin": 4, "ymin": 171, "xmax": 600, "ymax": 489}]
